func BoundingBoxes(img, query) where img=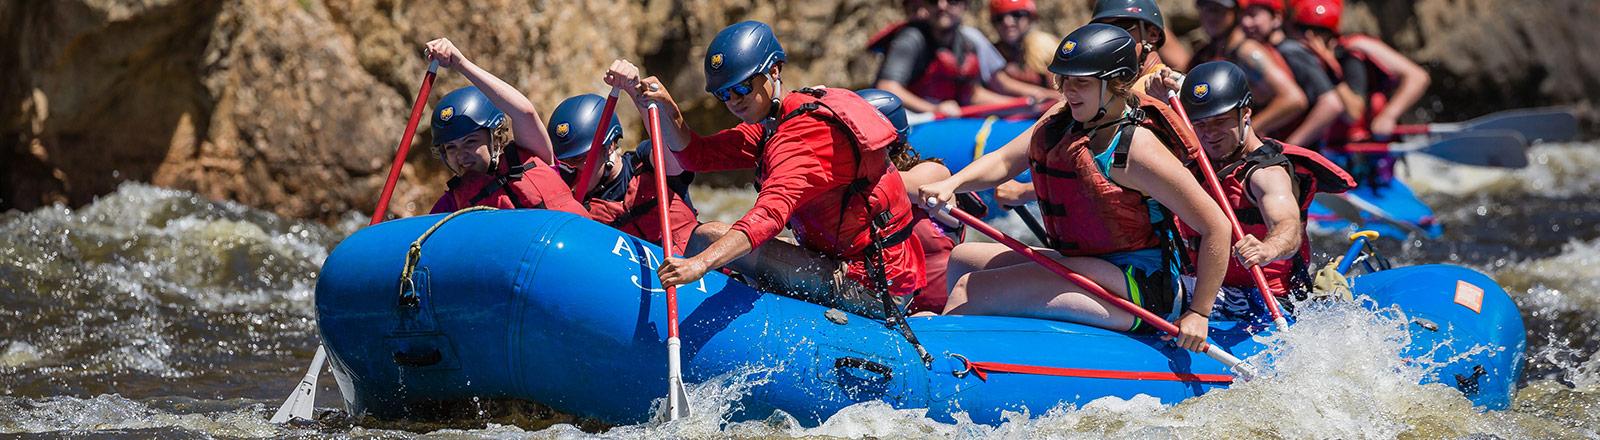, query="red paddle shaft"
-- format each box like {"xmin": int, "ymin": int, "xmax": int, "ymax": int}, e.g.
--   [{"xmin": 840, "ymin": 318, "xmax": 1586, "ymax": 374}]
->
[
  {"xmin": 940, "ymin": 206, "xmax": 1248, "ymax": 372},
  {"xmin": 1166, "ymin": 96, "xmax": 1288, "ymax": 330},
  {"xmin": 645, "ymin": 103, "xmax": 680, "ymax": 337},
  {"xmin": 370, "ymin": 61, "xmax": 440, "ymax": 225},
  {"xmin": 572, "ymin": 88, "xmax": 622, "ymax": 201}
]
